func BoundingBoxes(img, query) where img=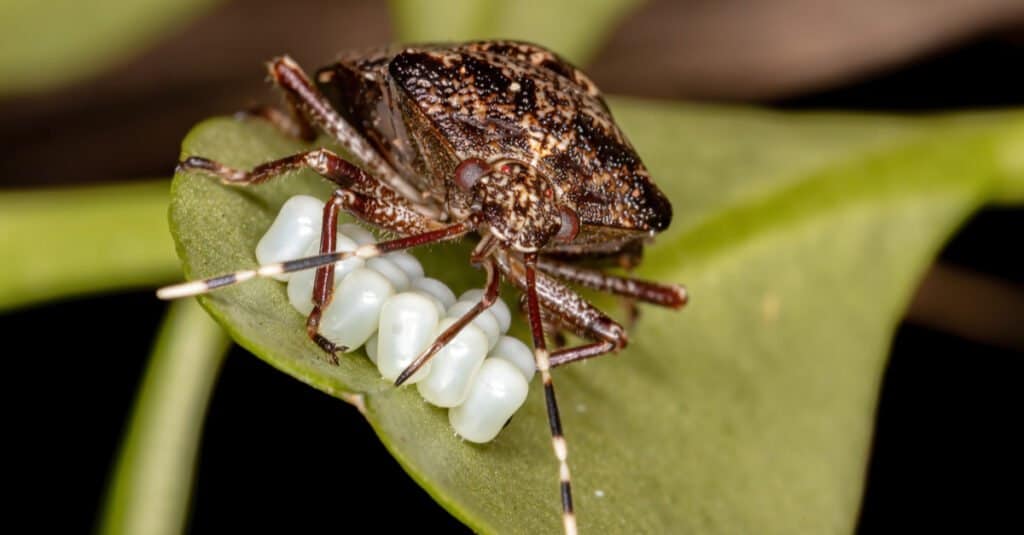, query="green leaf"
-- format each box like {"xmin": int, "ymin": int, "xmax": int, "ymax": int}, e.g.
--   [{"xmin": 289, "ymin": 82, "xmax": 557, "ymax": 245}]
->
[
  {"xmin": 0, "ymin": 181, "xmax": 181, "ymax": 311},
  {"xmin": 167, "ymin": 102, "xmax": 1023, "ymax": 533},
  {"xmin": 389, "ymin": 0, "xmax": 643, "ymax": 65},
  {"xmin": 0, "ymin": 0, "xmax": 219, "ymax": 95},
  {"xmin": 100, "ymin": 299, "xmax": 231, "ymax": 535}
]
